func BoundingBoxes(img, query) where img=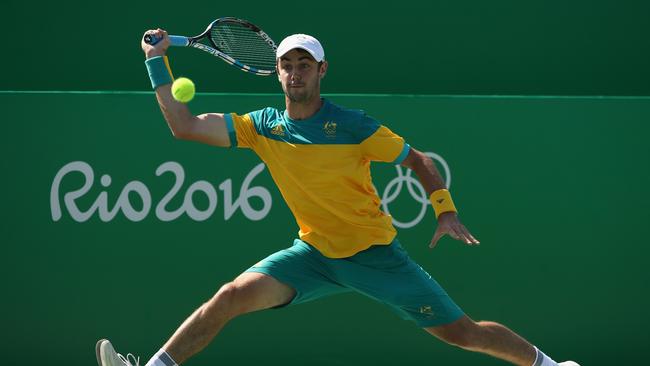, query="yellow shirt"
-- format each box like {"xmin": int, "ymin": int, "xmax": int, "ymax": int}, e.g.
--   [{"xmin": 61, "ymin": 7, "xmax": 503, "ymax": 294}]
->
[{"xmin": 225, "ymin": 99, "xmax": 410, "ymax": 258}]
